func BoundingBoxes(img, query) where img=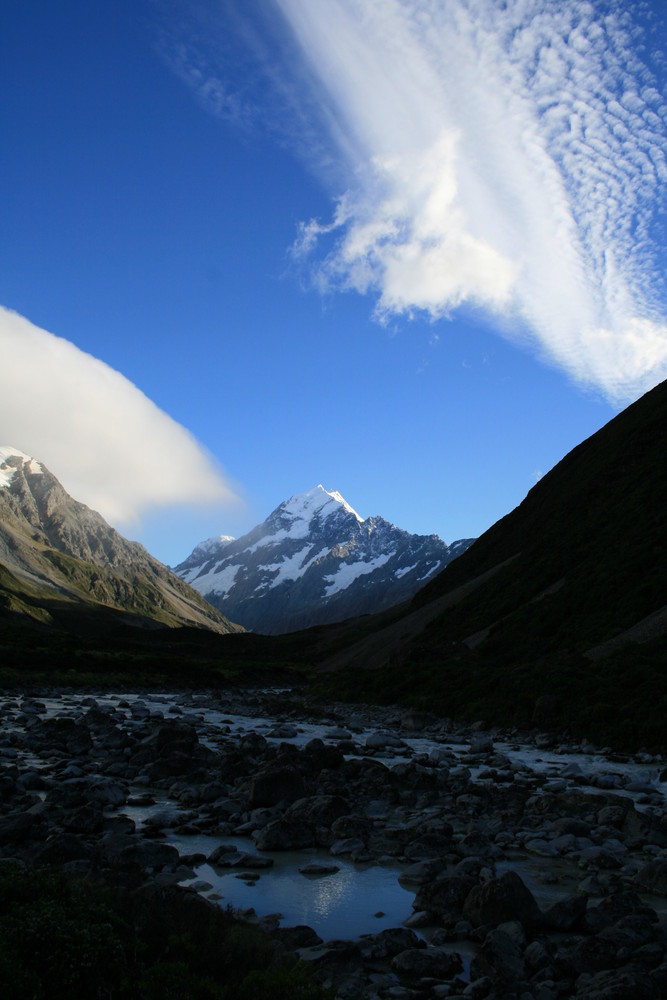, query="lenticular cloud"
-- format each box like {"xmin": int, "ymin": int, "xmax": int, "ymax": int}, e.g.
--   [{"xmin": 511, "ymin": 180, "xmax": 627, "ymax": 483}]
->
[
  {"xmin": 278, "ymin": 0, "xmax": 667, "ymax": 402},
  {"xmin": 0, "ymin": 307, "xmax": 237, "ymax": 527}
]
